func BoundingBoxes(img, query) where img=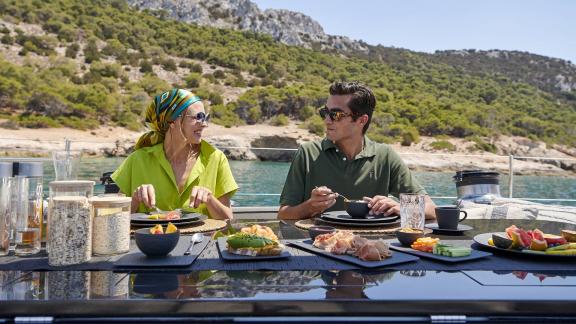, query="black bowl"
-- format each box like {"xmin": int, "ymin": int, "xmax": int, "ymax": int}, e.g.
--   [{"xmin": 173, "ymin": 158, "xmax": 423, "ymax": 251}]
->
[
  {"xmin": 345, "ymin": 200, "xmax": 370, "ymax": 218},
  {"xmin": 134, "ymin": 228, "xmax": 180, "ymax": 257},
  {"xmin": 309, "ymin": 226, "xmax": 336, "ymax": 241},
  {"xmin": 396, "ymin": 229, "xmax": 425, "ymax": 246}
]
